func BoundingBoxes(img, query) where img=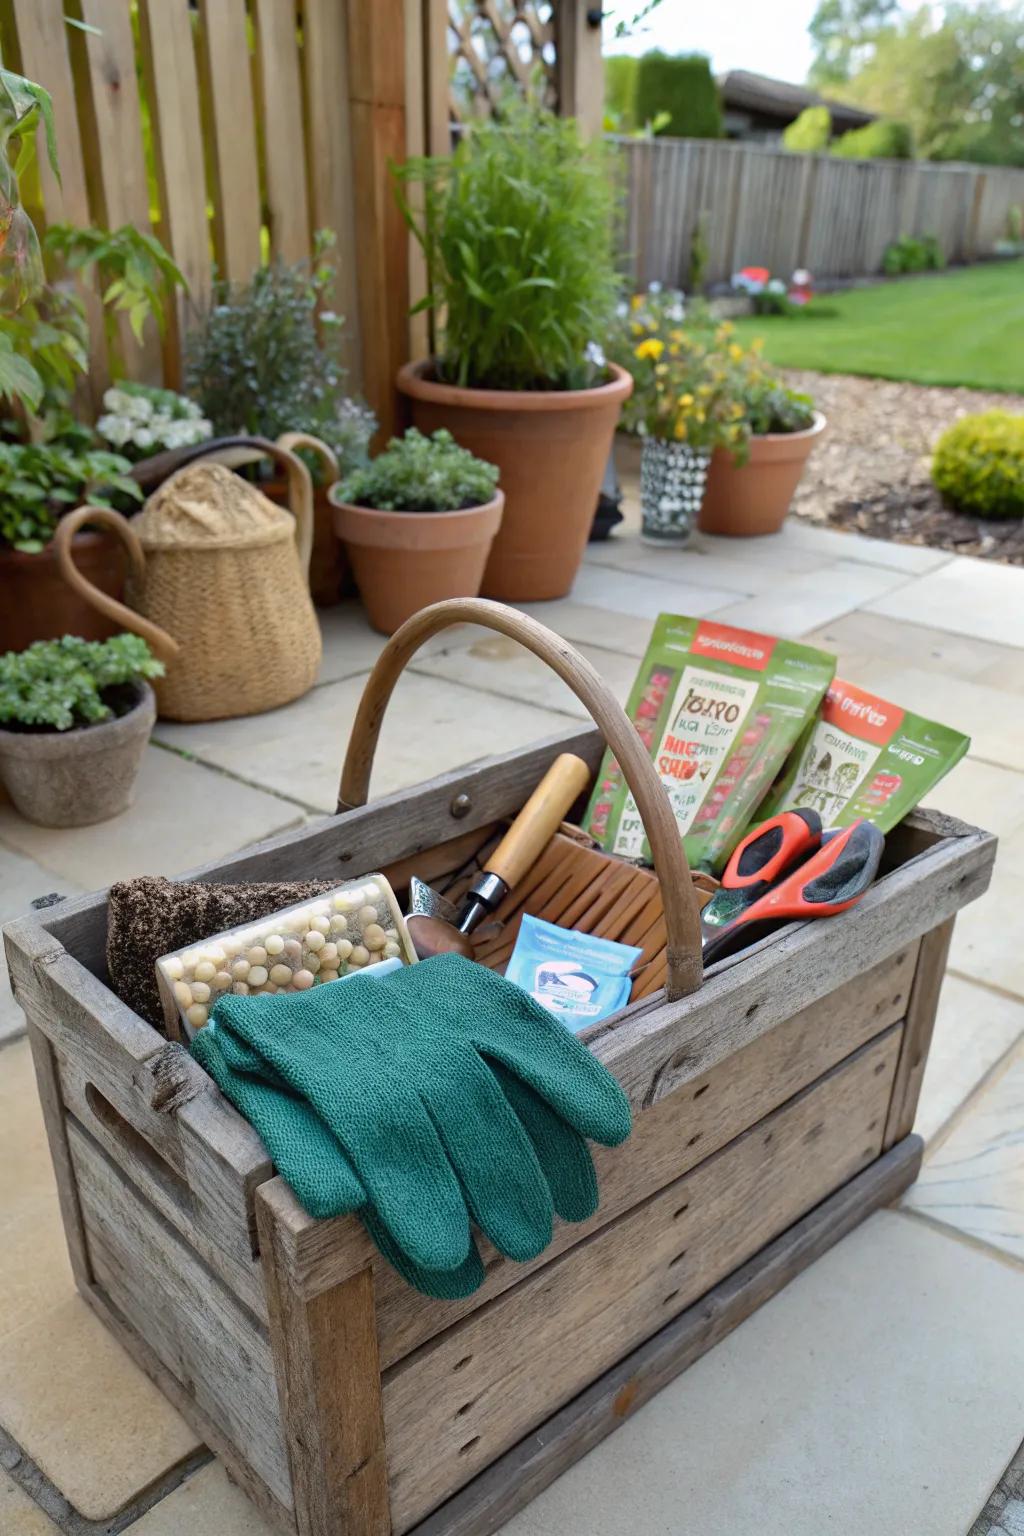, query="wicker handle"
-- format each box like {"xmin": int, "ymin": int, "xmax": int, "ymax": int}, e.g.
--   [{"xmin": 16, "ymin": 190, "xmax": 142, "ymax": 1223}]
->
[
  {"xmin": 339, "ymin": 598, "xmax": 703, "ymax": 998},
  {"xmin": 52, "ymin": 507, "xmax": 181, "ymax": 664}
]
